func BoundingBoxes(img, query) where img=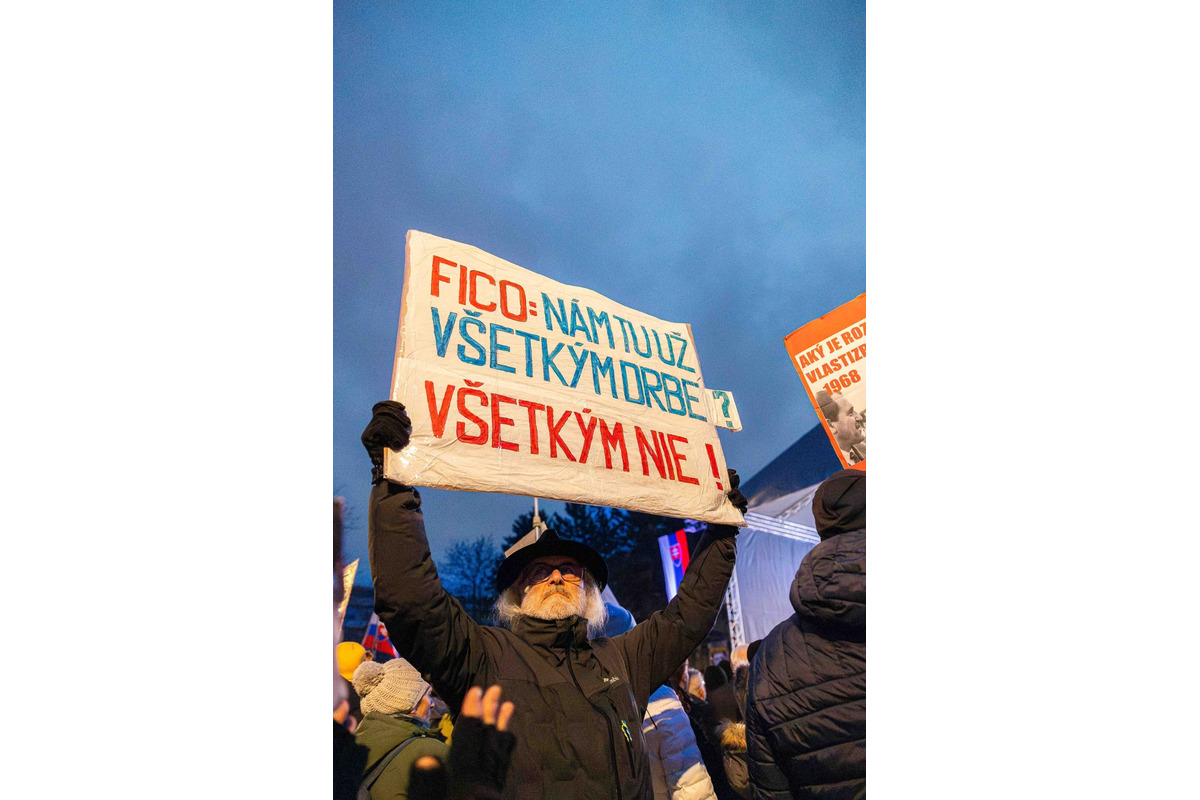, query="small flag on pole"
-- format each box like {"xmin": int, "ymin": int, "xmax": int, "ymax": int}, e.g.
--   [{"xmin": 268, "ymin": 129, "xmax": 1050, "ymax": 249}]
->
[
  {"xmin": 657, "ymin": 529, "xmax": 690, "ymax": 602},
  {"xmin": 362, "ymin": 612, "xmax": 399, "ymax": 659}
]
